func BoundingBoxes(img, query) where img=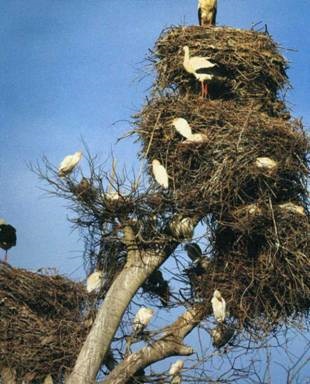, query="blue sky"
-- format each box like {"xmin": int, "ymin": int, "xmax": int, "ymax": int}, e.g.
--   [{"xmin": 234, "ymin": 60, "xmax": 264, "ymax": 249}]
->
[
  {"xmin": 1, "ymin": 0, "xmax": 309, "ymax": 275},
  {"xmin": 0, "ymin": 1, "xmax": 309, "ymax": 382}
]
